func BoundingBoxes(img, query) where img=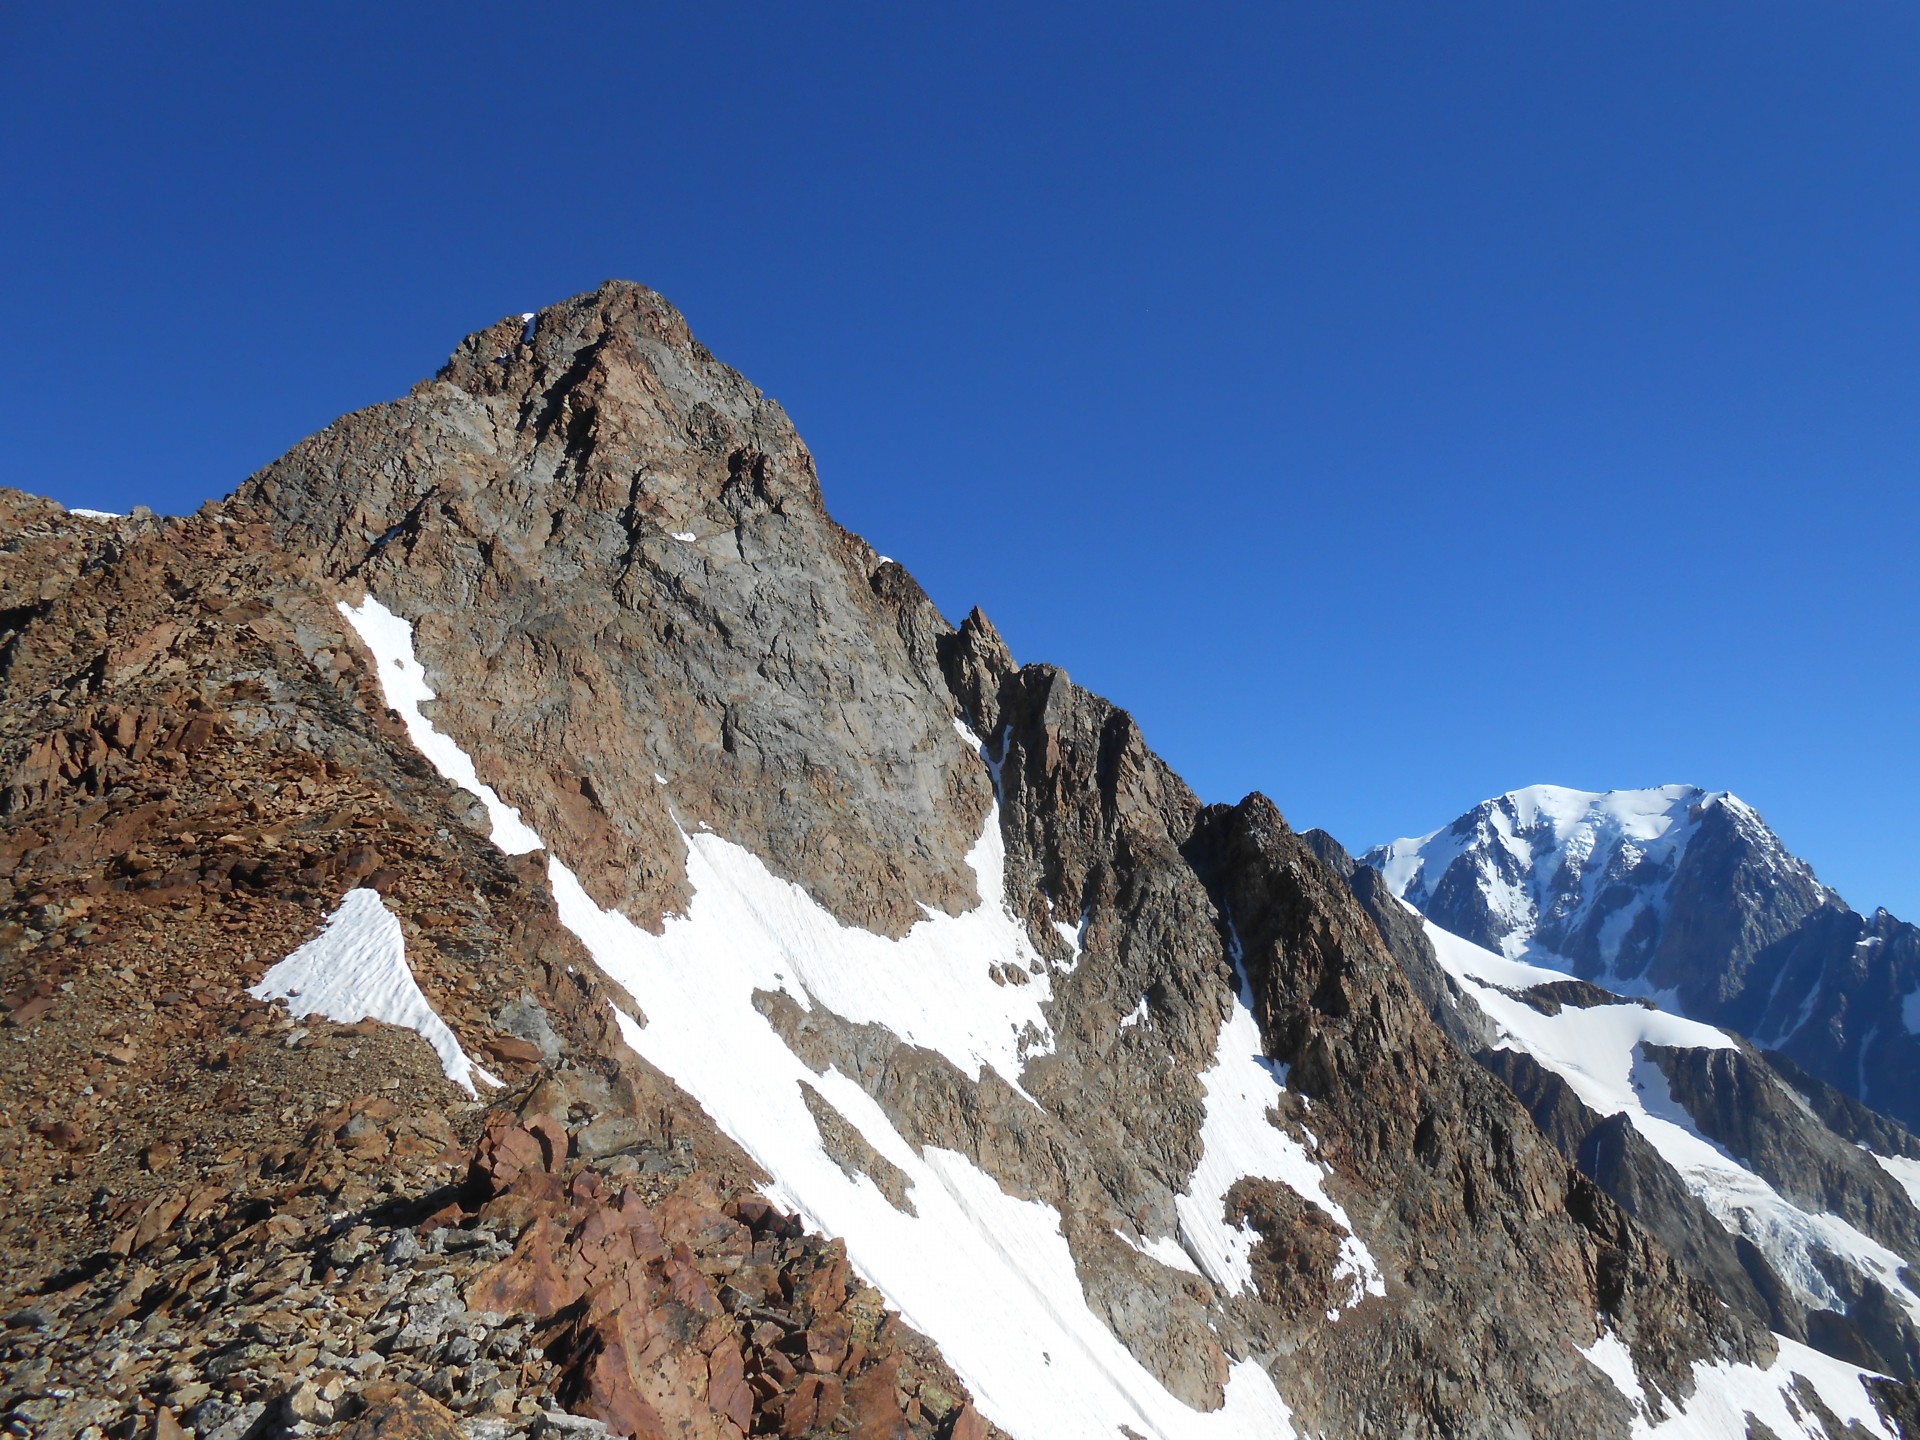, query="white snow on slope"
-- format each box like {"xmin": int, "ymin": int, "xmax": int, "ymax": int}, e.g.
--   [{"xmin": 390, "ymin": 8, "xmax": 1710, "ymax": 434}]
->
[
  {"xmin": 249, "ymin": 887, "xmax": 498, "ymax": 1096},
  {"xmin": 1422, "ymin": 913, "xmax": 1920, "ymax": 1329},
  {"xmin": 1174, "ymin": 931, "xmax": 1384, "ymax": 1312},
  {"xmin": 558, "ymin": 840, "xmax": 1299, "ymax": 1440},
  {"xmin": 1873, "ymin": 1153, "xmax": 1920, "ymax": 1212},
  {"xmin": 1048, "ymin": 897, "xmax": 1086, "ymax": 969},
  {"xmin": 68, "ymin": 507, "xmax": 124, "ymax": 520},
  {"xmin": 335, "ymin": 590, "xmax": 1908, "ymax": 1439},
  {"xmin": 569, "ymin": 788, "xmax": 1059, "ymax": 1101},
  {"xmin": 1116, "ymin": 1226, "xmax": 1204, "ymax": 1276},
  {"xmin": 337, "ymin": 592, "xmax": 1301, "ymax": 1440},
  {"xmin": 1372, "ymin": 784, "xmax": 1705, "ymax": 952},
  {"xmin": 337, "ymin": 598, "xmax": 543, "ymax": 855},
  {"xmin": 1580, "ymin": 1328, "xmax": 1648, "ymax": 1412},
  {"xmin": 1640, "ymin": 1335, "xmax": 1894, "ymax": 1440}
]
